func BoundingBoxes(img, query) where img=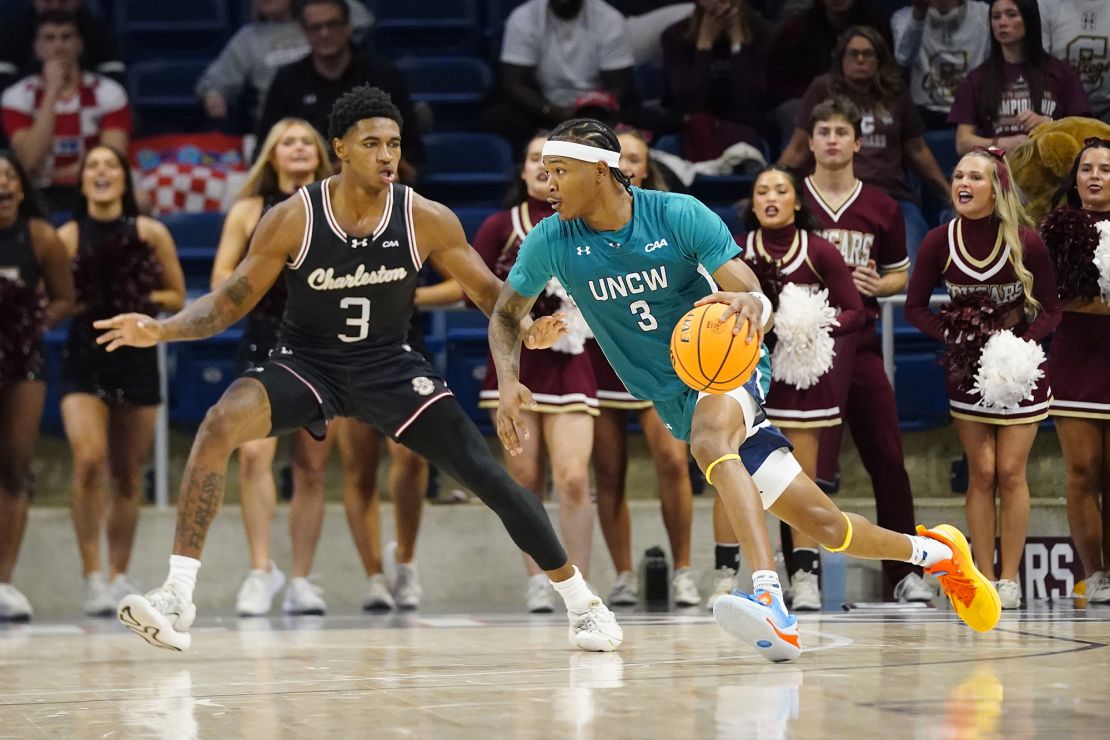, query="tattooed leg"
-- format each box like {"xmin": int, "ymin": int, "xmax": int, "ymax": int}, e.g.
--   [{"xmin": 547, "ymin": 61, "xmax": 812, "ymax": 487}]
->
[{"xmin": 173, "ymin": 378, "xmax": 274, "ymax": 558}]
